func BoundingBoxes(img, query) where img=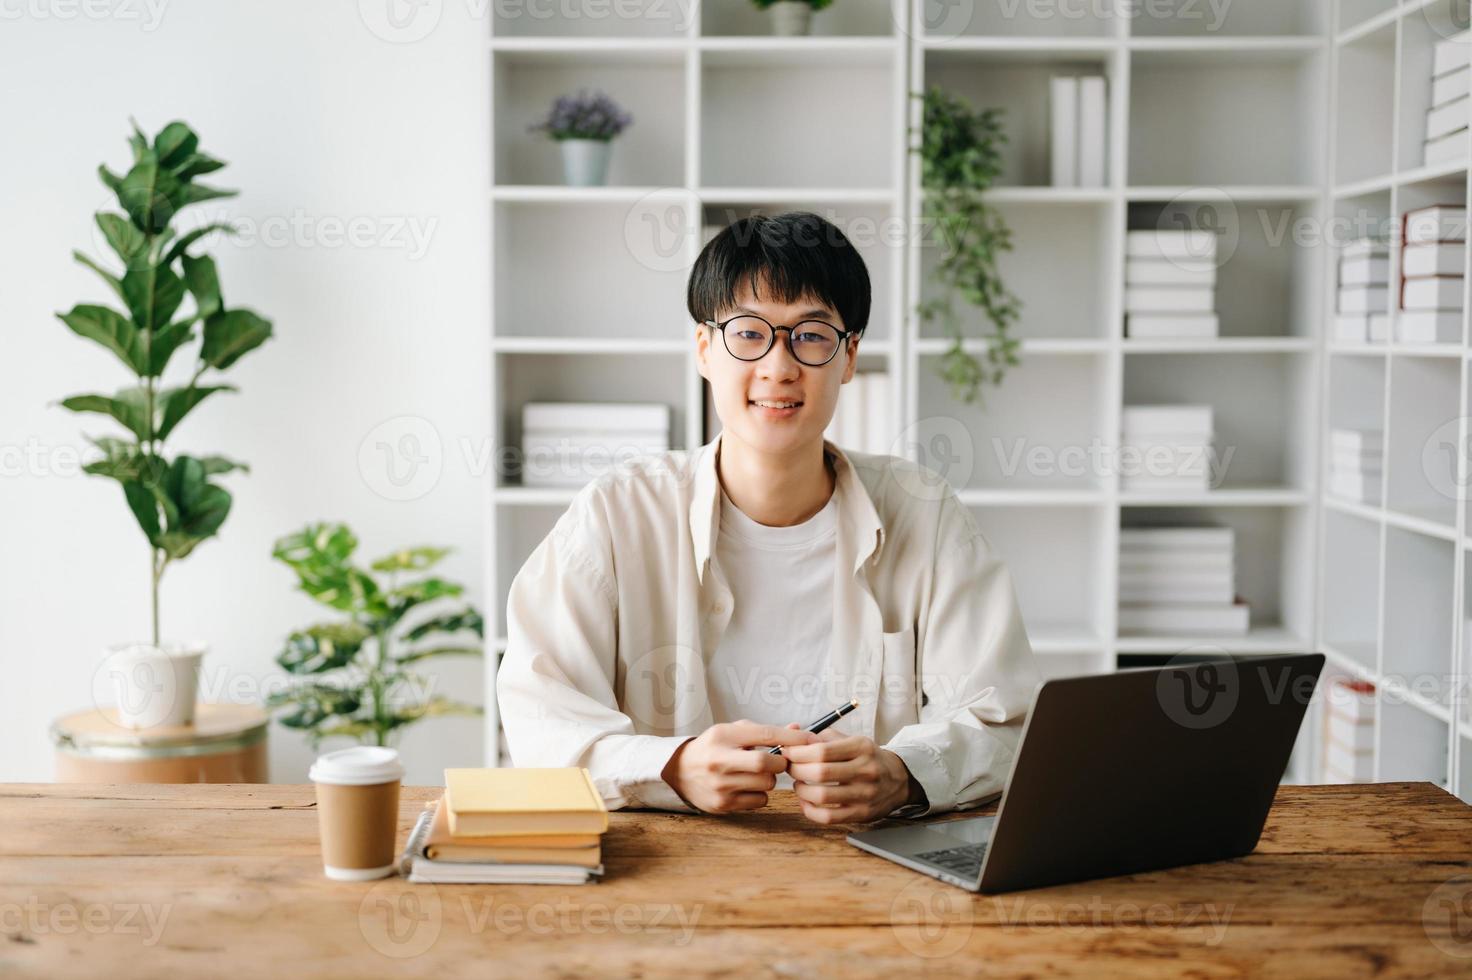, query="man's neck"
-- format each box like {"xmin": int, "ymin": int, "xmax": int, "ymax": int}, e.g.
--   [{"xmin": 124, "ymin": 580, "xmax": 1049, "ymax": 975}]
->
[{"xmin": 717, "ymin": 432, "xmax": 834, "ymax": 527}]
